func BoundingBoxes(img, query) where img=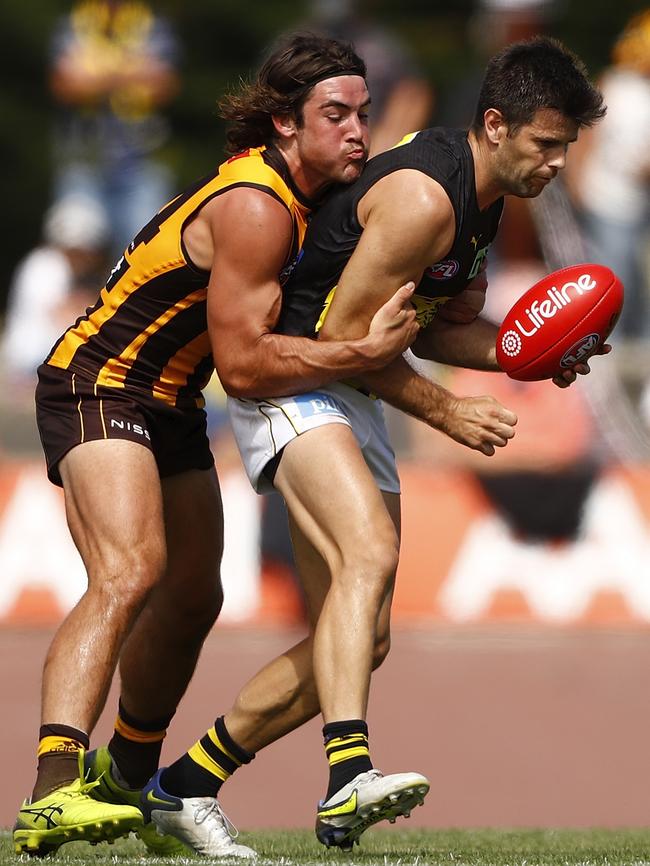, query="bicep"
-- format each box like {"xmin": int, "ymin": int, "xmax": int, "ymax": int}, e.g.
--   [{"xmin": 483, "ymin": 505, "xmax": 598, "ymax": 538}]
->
[
  {"xmin": 206, "ymin": 191, "xmax": 293, "ymax": 361},
  {"xmin": 320, "ymin": 175, "xmax": 454, "ymax": 341},
  {"xmin": 319, "ymin": 223, "xmax": 414, "ymax": 341}
]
